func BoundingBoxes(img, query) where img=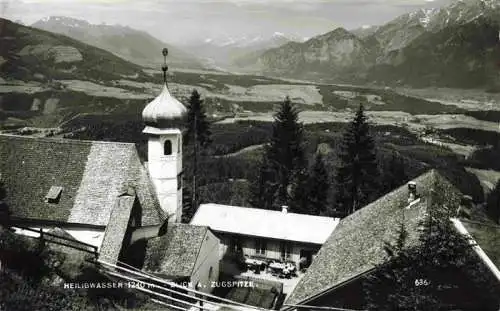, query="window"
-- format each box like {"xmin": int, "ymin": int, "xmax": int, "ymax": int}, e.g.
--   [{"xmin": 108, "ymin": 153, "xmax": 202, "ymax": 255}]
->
[
  {"xmin": 255, "ymin": 238, "xmax": 266, "ymax": 256},
  {"xmin": 177, "ymin": 137, "xmax": 181, "ymax": 154},
  {"xmin": 163, "ymin": 140, "xmax": 172, "ymax": 155},
  {"xmin": 45, "ymin": 186, "xmax": 63, "ymax": 204},
  {"xmin": 280, "ymin": 242, "xmax": 292, "ymax": 260},
  {"xmin": 208, "ymin": 266, "xmax": 213, "ymax": 279}
]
